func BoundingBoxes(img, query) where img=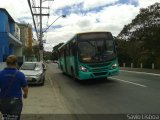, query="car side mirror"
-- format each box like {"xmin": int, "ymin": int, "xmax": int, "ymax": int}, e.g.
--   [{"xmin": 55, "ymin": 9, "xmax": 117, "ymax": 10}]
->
[{"xmin": 42, "ymin": 64, "xmax": 47, "ymax": 71}]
